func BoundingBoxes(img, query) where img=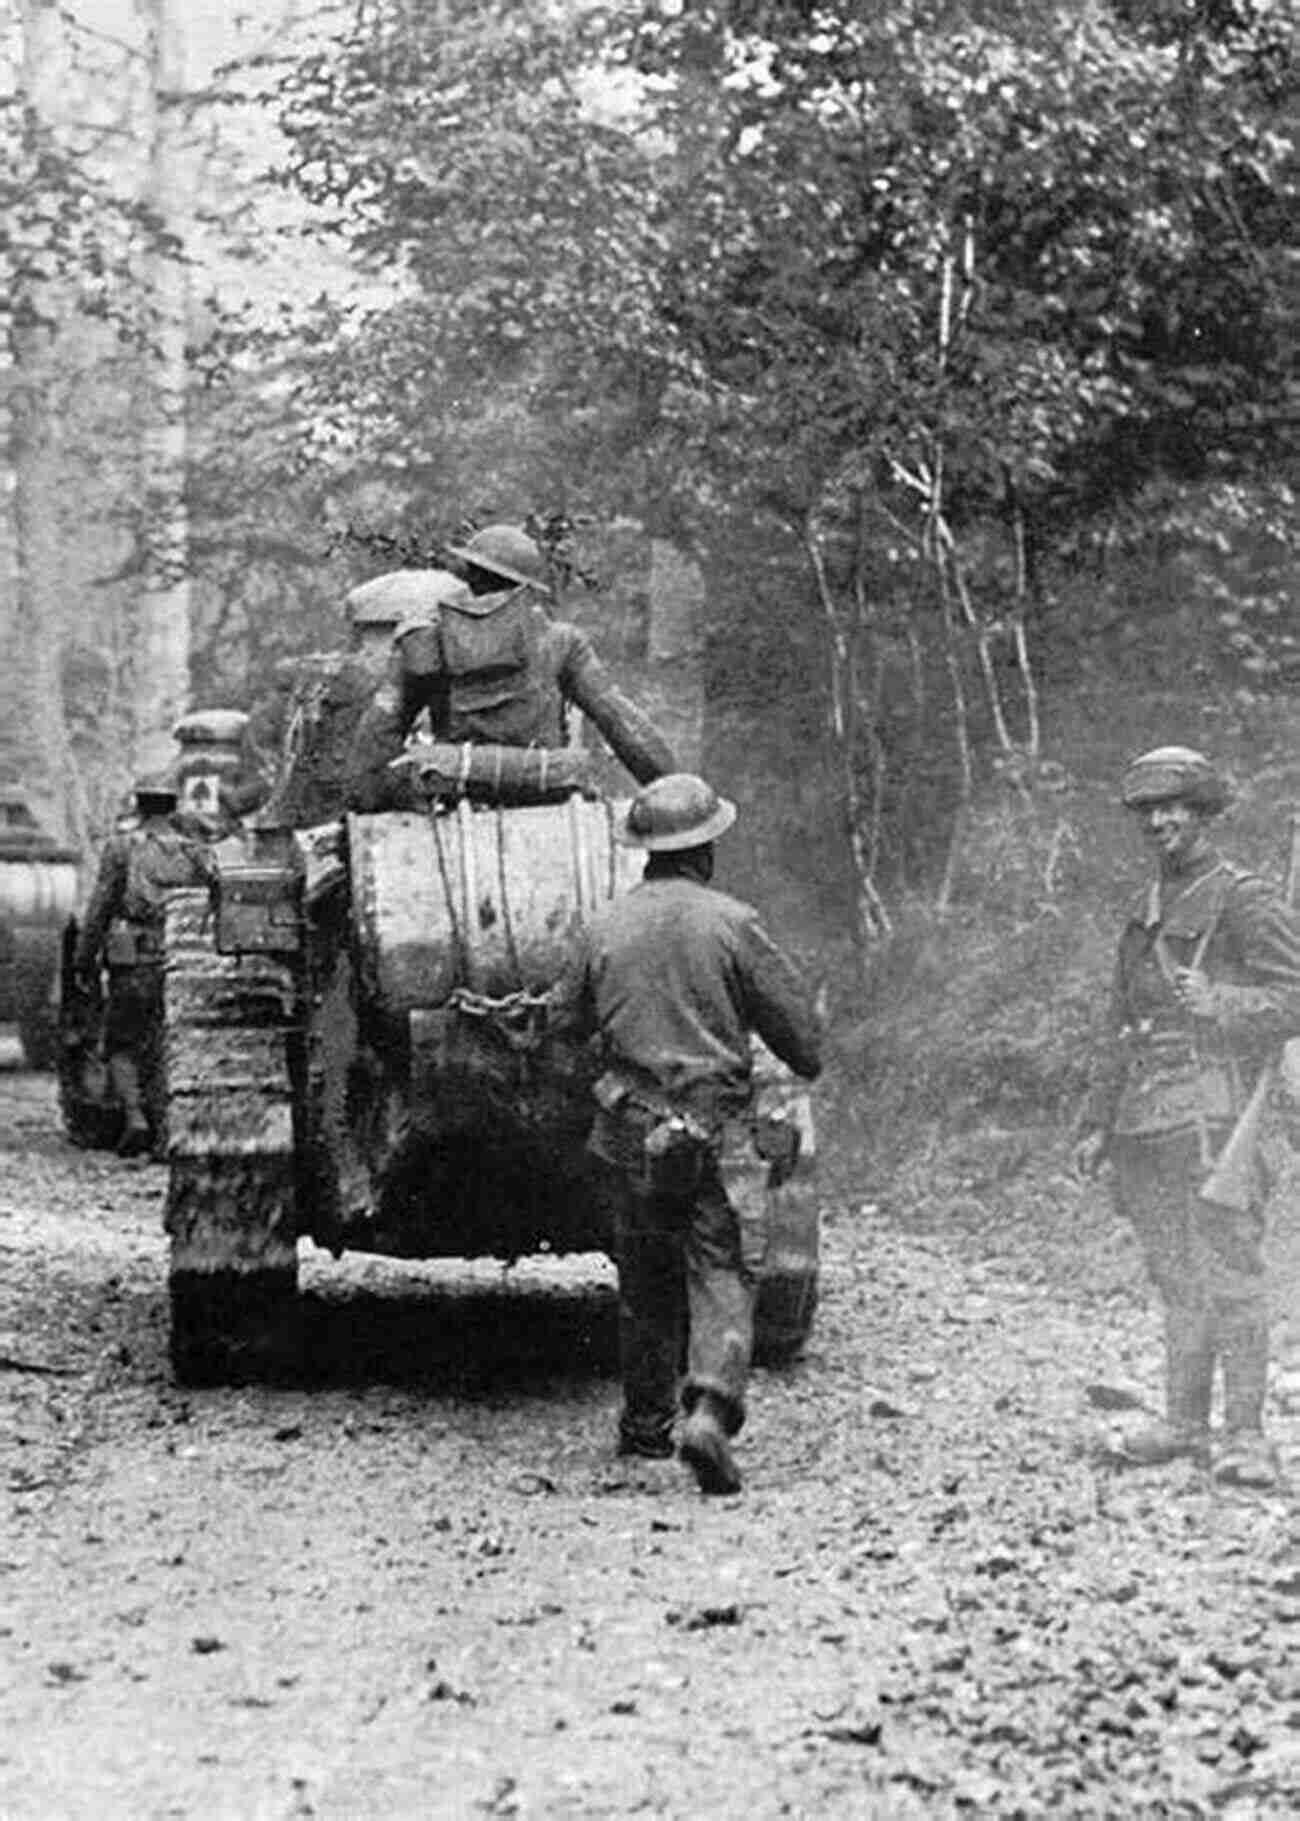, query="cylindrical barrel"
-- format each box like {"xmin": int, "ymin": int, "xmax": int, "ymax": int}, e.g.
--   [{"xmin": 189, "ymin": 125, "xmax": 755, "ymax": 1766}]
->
[
  {"xmin": 348, "ymin": 801, "xmax": 640, "ymax": 1013},
  {"xmin": 0, "ymin": 856, "xmax": 80, "ymax": 922}
]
